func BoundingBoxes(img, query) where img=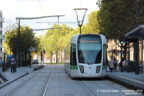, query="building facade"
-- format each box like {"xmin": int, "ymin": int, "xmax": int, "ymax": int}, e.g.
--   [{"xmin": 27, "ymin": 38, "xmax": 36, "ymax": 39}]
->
[{"xmin": 0, "ymin": 10, "xmax": 4, "ymax": 59}]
